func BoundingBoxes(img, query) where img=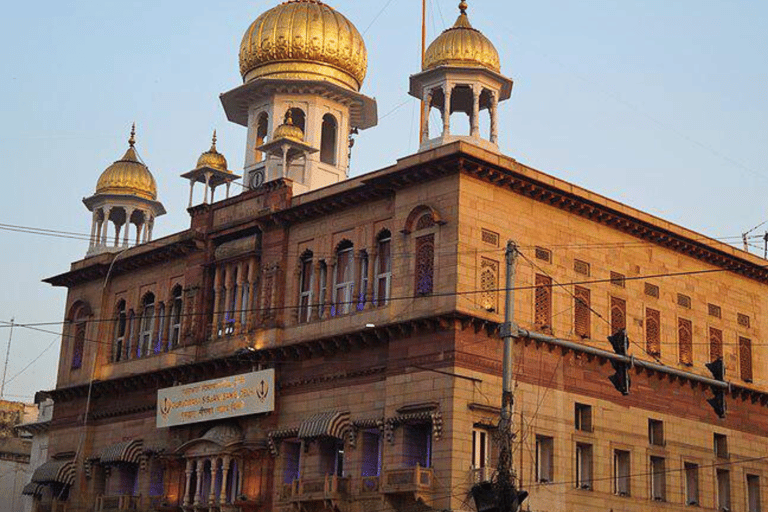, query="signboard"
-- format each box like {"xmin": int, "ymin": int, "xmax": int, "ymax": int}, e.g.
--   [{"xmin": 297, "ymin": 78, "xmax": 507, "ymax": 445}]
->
[{"xmin": 156, "ymin": 369, "xmax": 275, "ymax": 428}]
